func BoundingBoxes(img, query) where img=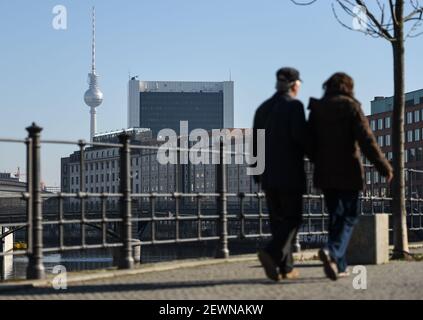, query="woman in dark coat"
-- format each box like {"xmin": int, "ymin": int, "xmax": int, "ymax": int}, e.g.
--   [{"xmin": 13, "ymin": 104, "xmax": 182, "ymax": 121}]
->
[{"xmin": 308, "ymin": 73, "xmax": 393, "ymax": 280}]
